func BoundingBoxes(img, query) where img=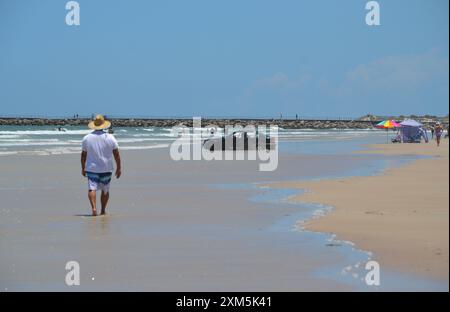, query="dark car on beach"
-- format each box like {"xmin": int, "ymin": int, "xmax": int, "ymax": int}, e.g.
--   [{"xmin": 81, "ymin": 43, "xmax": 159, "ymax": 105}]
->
[{"xmin": 202, "ymin": 131, "xmax": 276, "ymax": 151}]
